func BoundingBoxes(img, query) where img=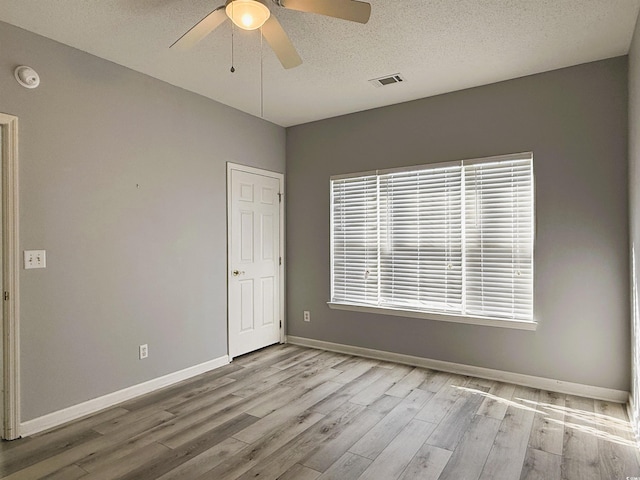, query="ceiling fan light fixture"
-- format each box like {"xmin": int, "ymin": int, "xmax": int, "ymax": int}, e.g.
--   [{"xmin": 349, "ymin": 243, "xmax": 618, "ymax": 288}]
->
[{"xmin": 226, "ymin": 0, "xmax": 271, "ymax": 31}]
